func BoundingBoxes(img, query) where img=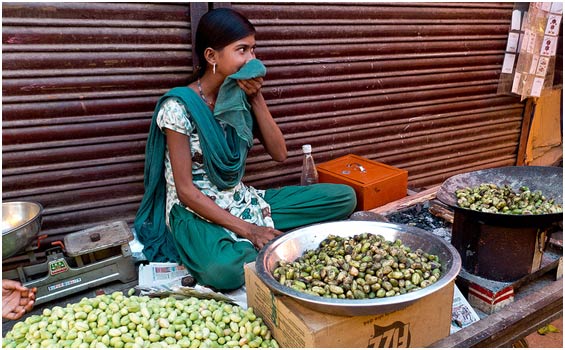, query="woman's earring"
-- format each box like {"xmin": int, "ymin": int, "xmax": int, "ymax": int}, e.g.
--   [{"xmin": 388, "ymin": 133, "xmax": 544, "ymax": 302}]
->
[{"xmin": 213, "ymin": 63, "xmax": 216, "ymax": 75}]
